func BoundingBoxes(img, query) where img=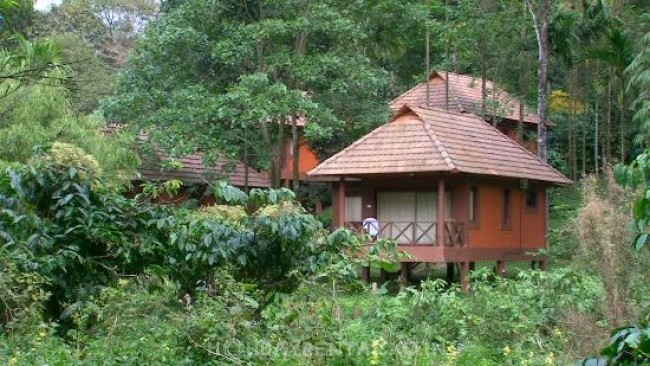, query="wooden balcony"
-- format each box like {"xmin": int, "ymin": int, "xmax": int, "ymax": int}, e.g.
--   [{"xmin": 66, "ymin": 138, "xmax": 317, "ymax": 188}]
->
[{"xmin": 345, "ymin": 221, "xmax": 464, "ymax": 247}]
